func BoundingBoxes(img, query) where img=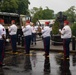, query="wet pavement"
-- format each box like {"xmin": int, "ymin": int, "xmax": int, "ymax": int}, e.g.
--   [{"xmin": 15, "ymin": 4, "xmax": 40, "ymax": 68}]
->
[
  {"xmin": 17, "ymin": 39, "xmax": 76, "ymax": 53},
  {"xmin": 0, "ymin": 50, "xmax": 76, "ymax": 75}
]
